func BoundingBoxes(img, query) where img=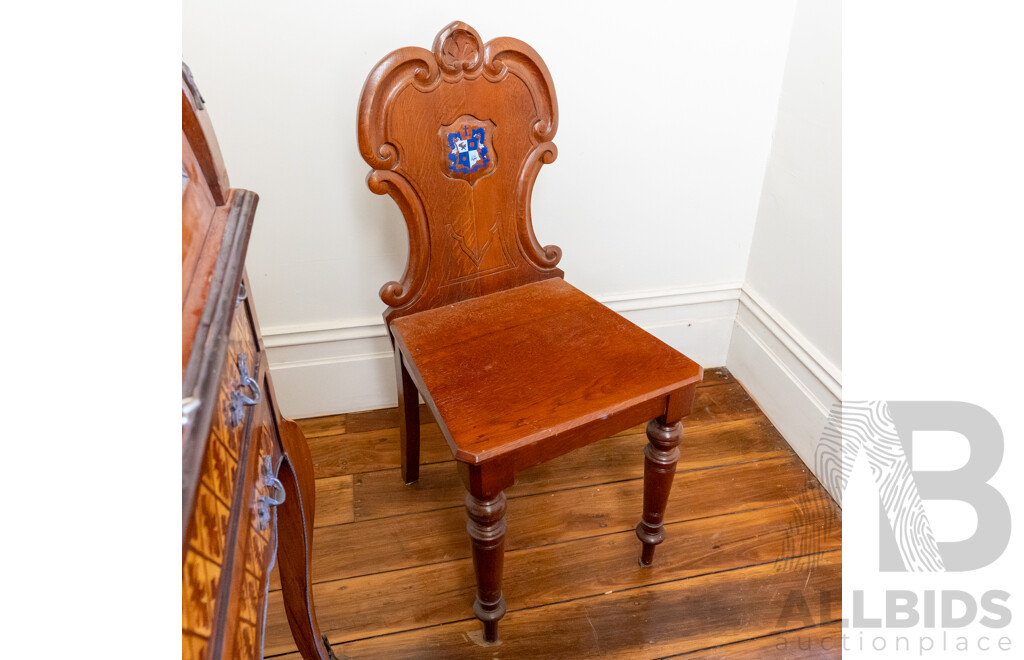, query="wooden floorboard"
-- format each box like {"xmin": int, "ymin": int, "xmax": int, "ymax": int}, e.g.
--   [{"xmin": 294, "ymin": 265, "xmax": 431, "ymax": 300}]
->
[
  {"xmin": 265, "ymin": 367, "xmax": 841, "ymax": 658},
  {"xmin": 270, "ymin": 553, "xmax": 840, "ymax": 659},
  {"xmin": 269, "ymin": 452, "xmax": 822, "ymax": 590},
  {"xmin": 672, "ymin": 621, "xmax": 843, "ymax": 659},
  {"xmin": 349, "ymin": 419, "xmax": 788, "ymax": 523},
  {"xmin": 264, "ymin": 499, "xmax": 839, "ymax": 653}
]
